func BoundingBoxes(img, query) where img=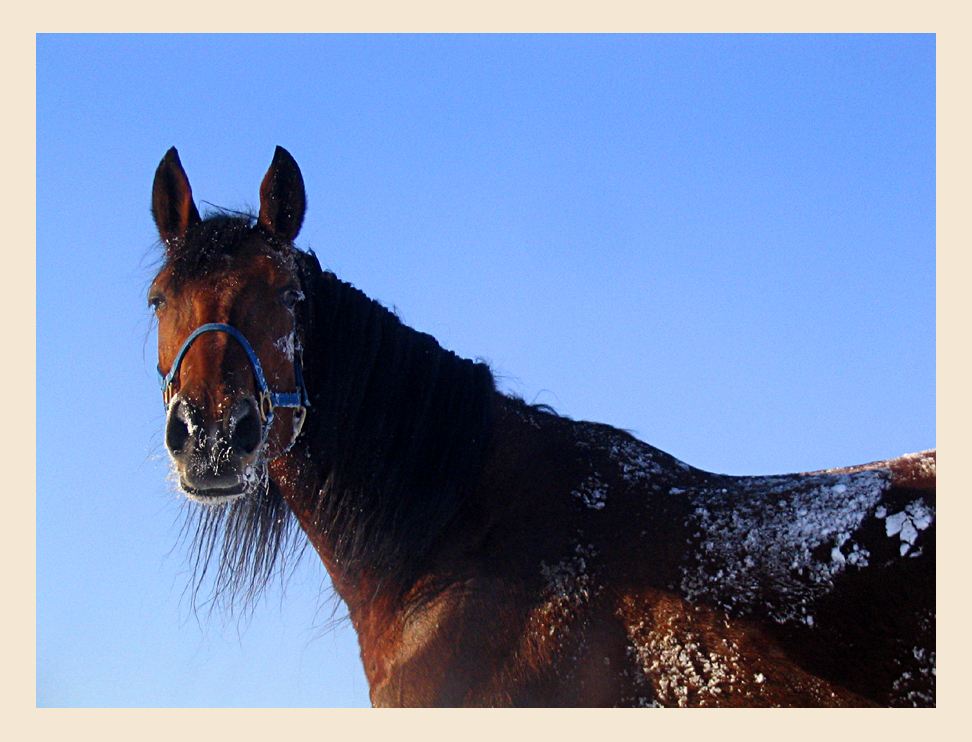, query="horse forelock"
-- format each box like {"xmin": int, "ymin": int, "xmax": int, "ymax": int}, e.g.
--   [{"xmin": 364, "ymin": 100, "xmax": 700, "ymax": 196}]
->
[{"xmin": 158, "ymin": 211, "xmax": 301, "ymax": 293}]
